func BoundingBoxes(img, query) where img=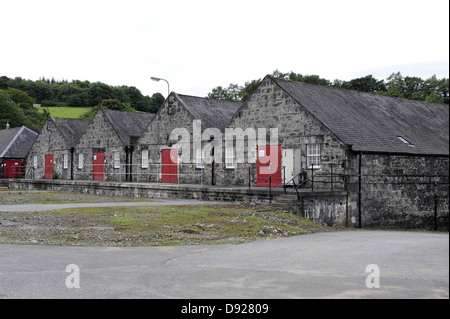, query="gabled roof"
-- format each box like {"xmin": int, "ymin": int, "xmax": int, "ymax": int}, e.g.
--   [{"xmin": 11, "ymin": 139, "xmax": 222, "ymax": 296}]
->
[
  {"xmin": 101, "ymin": 108, "xmax": 155, "ymax": 146},
  {"xmin": 175, "ymin": 93, "xmax": 242, "ymax": 130},
  {"xmin": 270, "ymin": 75, "xmax": 449, "ymax": 156},
  {"xmin": 50, "ymin": 117, "xmax": 91, "ymax": 148},
  {"xmin": 0, "ymin": 126, "xmax": 38, "ymax": 159}
]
